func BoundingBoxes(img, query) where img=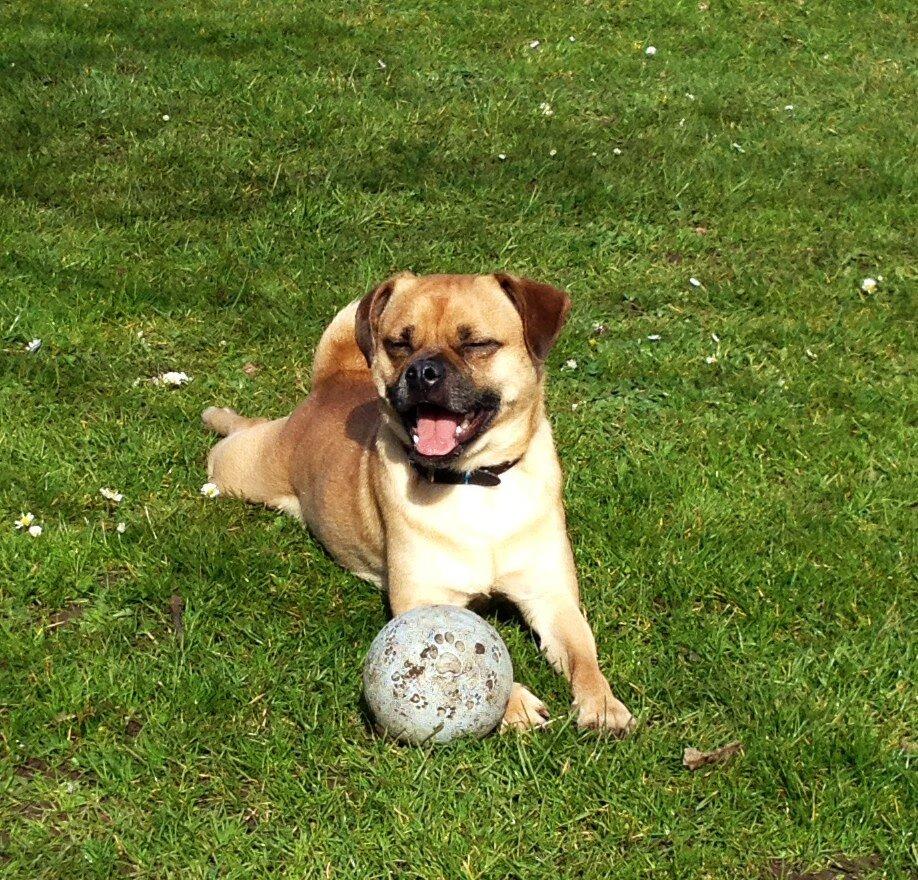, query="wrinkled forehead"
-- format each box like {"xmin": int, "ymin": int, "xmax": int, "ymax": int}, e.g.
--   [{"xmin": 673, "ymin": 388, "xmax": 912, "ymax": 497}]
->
[{"xmin": 379, "ymin": 275, "xmax": 522, "ymax": 340}]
